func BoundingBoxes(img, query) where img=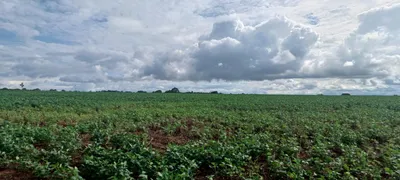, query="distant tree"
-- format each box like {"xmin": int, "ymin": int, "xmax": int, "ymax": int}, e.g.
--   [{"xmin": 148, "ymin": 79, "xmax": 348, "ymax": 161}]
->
[
  {"xmin": 61, "ymin": 90, "xmax": 66, "ymax": 92},
  {"xmin": 165, "ymin": 87, "xmax": 180, "ymax": 93},
  {"xmin": 153, "ymin": 90, "xmax": 162, "ymax": 93},
  {"xmin": 317, "ymin": 93, "xmax": 323, "ymax": 96},
  {"xmin": 137, "ymin": 90, "xmax": 147, "ymax": 93},
  {"xmin": 341, "ymin": 93, "xmax": 351, "ymax": 96},
  {"xmin": 49, "ymin": 89, "xmax": 57, "ymax": 92},
  {"xmin": 106, "ymin": 90, "xmax": 119, "ymax": 92},
  {"xmin": 210, "ymin": 91, "xmax": 218, "ymax": 94},
  {"xmin": 1, "ymin": 88, "xmax": 8, "ymax": 90}
]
